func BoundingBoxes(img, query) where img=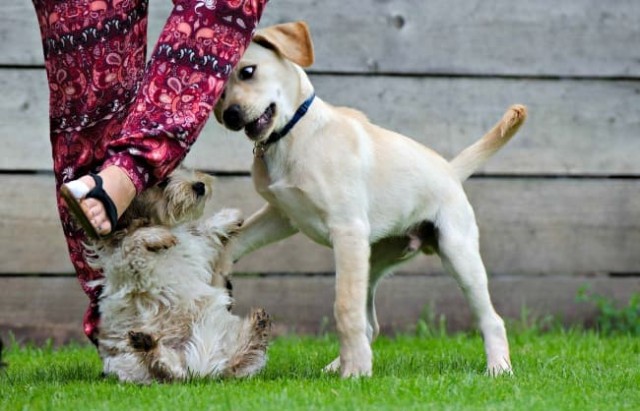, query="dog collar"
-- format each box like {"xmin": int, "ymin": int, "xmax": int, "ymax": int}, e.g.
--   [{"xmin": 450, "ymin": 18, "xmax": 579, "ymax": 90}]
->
[{"xmin": 254, "ymin": 93, "xmax": 316, "ymax": 158}]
